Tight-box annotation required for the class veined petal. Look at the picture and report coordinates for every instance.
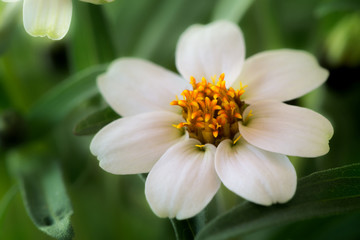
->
[98,58,190,117]
[90,111,186,174]
[215,139,296,205]
[23,0,72,40]
[234,49,329,103]
[145,139,220,220]
[176,20,245,87]
[239,101,334,157]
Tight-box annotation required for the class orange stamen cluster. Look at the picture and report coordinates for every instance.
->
[171,73,247,146]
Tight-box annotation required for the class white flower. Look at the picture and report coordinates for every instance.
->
[90,21,334,219]
[1,0,113,40]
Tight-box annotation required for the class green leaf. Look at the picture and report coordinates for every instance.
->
[27,64,108,136]
[130,0,217,67]
[70,2,116,71]
[103,0,162,57]
[171,212,206,240]
[170,218,197,240]
[0,4,20,56]
[211,0,255,23]
[73,107,119,136]
[315,0,360,17]
[7,145,74,240]
[0,185,18,226]
[195,163,360,240]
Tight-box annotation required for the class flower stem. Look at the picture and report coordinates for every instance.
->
[170,210,206,240]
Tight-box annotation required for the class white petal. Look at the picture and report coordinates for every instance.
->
[98,58,190,117]
[23,0,72,40]
[90,111,186,174]
[2,0,20,2]
[145,139,220,220]
[215,139,297,205]
[234,49,329,103]
[176,20,245,86]
[239,101,334,157]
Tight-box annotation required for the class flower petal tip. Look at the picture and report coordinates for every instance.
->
[145,139,220,220]
[215,139,297,206]
[23,0,72,40]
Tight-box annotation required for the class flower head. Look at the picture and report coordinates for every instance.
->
[90,21,333,219]
[1,0,113,40]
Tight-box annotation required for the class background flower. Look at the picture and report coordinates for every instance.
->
[1,0,113,40]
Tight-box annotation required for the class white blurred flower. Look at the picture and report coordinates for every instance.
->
[1,0,113,40]
[90,21,333,219]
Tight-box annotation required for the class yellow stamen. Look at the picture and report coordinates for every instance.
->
[178,100,187,107]
[213,131,218,138]
[233,134,242,145]
[219,73,225,81]
[190,76,196,88]
[247,109,253,118]
[234,112,242,119]
[204,113,211,122]
[240,81,248,90]
[170,73,248,146]
[211,75,217,84]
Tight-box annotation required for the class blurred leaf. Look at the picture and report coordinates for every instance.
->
[196,163,360,240]
[324,13,360,67]
[130,0,217,67]
[267,213,360,240]
[27,64,107,136]
[0,81,10,110]
[211,0,255,22]
[105,0,218,68]
[7,145,73,240]
[0,110,26,150]
[1,54,32,113]
[315,0,360,17]
[170,218,196,240]
[239,0,286,54]
[171,211,206,240]
[0,185,17,226]
[317,77,360,170]
[103,0,163,57]
[0,3,20,56]
[70,2,115,71]
[73,107,119,136]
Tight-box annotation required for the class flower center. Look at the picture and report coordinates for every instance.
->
[171,73,248,146]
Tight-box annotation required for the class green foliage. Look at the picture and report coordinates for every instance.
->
[70,2,115,71]
[324,13,360,67]
[0,185,17,226]
[0,4,20,56]
[315,0,360,17]
[195,163,360,240]
[73,107,119,136]
[170,211,206,240]
[27,64,107,137]
[211,0,255,22]
[7,145,74,240]
[170,218,197,240]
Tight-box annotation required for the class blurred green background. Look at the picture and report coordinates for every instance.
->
[1,0,360,239]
